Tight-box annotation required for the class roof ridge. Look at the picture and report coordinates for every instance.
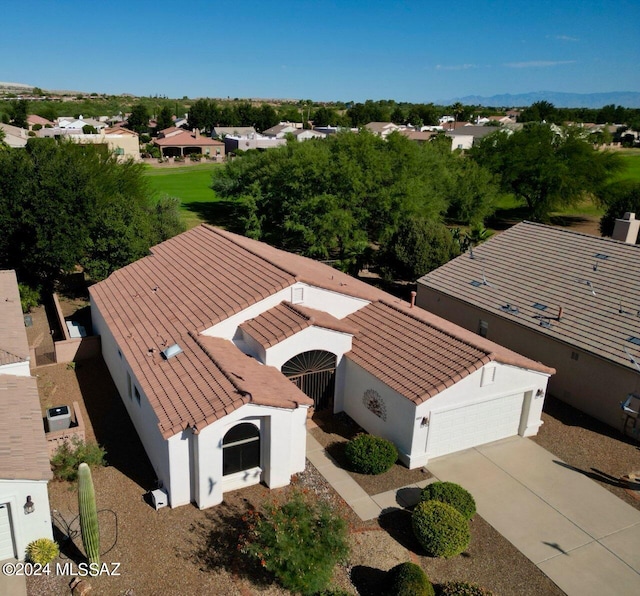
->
[520,220,640,249]
[202,225,301,279]
[188,330,251,399]
[0,347,27,363]
[281,301,314,323]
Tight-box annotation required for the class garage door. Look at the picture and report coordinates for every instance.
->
[426,393,525,458]
[0,503,16,560]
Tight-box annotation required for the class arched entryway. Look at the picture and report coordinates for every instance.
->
[282,350,336,410]
[222,423,260,476]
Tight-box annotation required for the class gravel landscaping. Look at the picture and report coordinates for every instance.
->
[25,357,638,595]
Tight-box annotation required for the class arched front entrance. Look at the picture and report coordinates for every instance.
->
[222,423,260,476]
[282,350,336,410]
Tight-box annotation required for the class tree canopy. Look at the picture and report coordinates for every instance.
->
[469,124,622,221]
[598,181,640,239]
[126,103,150,134]
[212,131,498,272]
[0,139,184,289]
[155,105,174,133]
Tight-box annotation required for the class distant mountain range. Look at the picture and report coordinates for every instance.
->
[438,91,640,109]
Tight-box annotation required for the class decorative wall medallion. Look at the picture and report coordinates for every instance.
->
[363,389,386,421]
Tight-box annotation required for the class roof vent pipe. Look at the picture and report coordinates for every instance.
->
[557,306,563,321]
[410,291,417,308]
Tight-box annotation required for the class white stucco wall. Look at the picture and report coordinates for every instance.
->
[343,358,550,468]
[0,360,31,377]
[204,282,369,341]
[91,301,172,499]
[190,402,308,509]
[0,480,52,560]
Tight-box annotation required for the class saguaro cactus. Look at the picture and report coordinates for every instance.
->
[78,462,100,565]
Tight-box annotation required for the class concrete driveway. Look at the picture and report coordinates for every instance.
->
[427,437,640,596]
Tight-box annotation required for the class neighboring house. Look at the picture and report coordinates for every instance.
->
[313,126,358,135]
[0,271,53,560]
[57,116,106,131]
[399,130,440,144]
[212,126,257,139]
[153,129,225,160]
[417,219,640,434]
[27,114,54,130]
[291,129,326,141]
[38,127,141,161]
[90,225,553,510]
[445,125,502,150]
[262,123,298,138]
[0,123,28,148]
[223,134,286,153]
[364,122,403,138]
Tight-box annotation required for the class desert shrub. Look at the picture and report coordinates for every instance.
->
[344,433,398,475]
[412,501,470,558]
[439,581,494,596]
[387,562,435,596]
[50,437,106,481]
[420,481,476,520]
[240,490,349,595]
[26,538,59,565]
[18,283,40,313]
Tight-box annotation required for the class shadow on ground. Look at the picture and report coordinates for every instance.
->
[183,200,246,232]
[350,565,389,596]
[74,357,156,490]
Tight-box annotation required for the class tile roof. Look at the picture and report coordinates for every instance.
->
[240,302,359,349]
[345,301,550,404]
[153,129,224,147]
[0,270,30,366]
[419,221,640,371]
[91,225,553,437]
[0,375,52,480]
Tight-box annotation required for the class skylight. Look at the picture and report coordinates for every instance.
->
[627,337,640,346]
[470,280,482,287]
[161,343,183,360]
[533,303,548,311]
[595,253,609,260]
[540,320,552,329]
[500,304,519,315]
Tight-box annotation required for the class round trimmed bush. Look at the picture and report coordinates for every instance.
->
[440,580,494,595]
[26,538,59,565]
[387,562,435,596]
[411,500,470,558]
[420,481,476,520]
[344,433,398,475]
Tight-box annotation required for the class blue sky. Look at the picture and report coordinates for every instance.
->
[2,0,638,102]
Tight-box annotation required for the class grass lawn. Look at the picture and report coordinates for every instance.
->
[615,149,640,183]
[144,163,238,229]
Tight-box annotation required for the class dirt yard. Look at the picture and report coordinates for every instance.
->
[27,358,638,595]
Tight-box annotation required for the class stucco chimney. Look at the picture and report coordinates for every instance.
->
[193,128,200,139]
[410,291,417,308]
[612,212,640,244]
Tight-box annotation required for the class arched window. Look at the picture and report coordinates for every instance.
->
[222,423,260,476]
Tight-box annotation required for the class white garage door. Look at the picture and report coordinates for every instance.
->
[427,393,525,458]
[0,503,16,560]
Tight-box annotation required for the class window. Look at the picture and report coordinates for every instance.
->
[115,147,124,156]
[223,423,260,475]
[118,349,122,359]
[478,320,488,338]
[571,351,579,361]
[127,372,132,399]
[134,385,141,405]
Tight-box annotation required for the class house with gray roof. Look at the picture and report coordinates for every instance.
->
[90,225,552,509]
[0,271,53,560]
[446,125,506,150]
[417,218,640,435]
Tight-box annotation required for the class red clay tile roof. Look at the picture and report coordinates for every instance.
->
[153,129,224,148]
[240,302,359,349]
[418,221,639,371]
[346,301,494,404]
[0,375,52,480]
[0,270,30,366]
[90,225,553,437]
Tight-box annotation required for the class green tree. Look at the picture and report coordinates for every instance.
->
[10,99,28,128]
[598,181,640,239]
[470,124,622,221]
[126,103,149,134]
[313,106,339,127]
[156,105,174,133]
[378,218,460,281]
[0,139,183,288]
[519,101,560,124]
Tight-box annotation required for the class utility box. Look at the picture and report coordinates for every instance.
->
[46,405,71,432]
[150,488,168,510]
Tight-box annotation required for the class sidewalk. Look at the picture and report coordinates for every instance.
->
[0,559,27,596]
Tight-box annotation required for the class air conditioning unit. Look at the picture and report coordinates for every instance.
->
[46,405,71,432]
